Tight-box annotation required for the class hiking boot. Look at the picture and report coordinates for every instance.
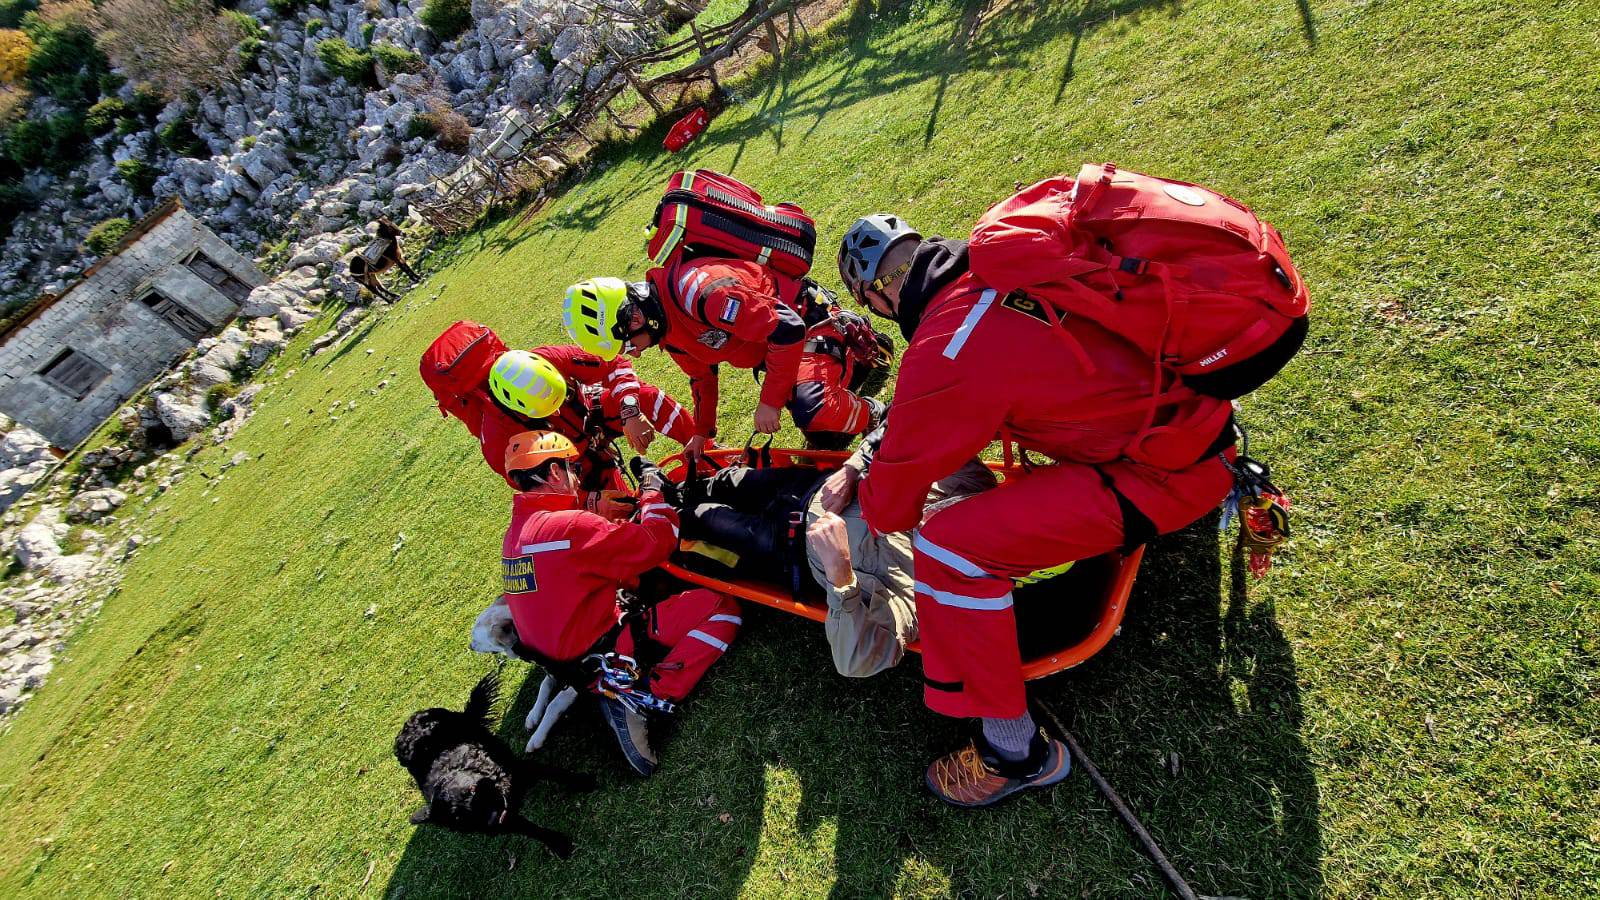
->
[924,730,1070,808]
[598,695,658,776]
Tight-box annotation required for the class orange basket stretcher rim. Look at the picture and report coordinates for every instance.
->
[655,447,1144,681]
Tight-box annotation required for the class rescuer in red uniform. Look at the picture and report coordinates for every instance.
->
[499,431,741,775]
[561,275,885,453]
[834,215,1237,807]
[422,320,695,514]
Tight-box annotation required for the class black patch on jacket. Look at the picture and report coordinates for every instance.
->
[998,291,1059,325]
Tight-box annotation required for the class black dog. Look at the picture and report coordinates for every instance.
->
[394,671,595,858]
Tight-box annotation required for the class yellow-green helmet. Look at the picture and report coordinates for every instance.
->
[563,277,630,360]
[488,351,567,419]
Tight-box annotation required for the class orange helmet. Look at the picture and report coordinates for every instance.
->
[504,431,578,481]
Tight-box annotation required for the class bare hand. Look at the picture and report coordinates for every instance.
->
[817,466,859,514]
[806,512,854,588]
[753,403,782,434]
[622,415,654,453]
[684,433,708,462]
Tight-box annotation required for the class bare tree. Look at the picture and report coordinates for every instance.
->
[92,0,247,99]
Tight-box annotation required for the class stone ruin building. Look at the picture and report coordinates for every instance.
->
[0,200,266,450]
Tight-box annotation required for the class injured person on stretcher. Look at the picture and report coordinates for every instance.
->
[670,433,996,677]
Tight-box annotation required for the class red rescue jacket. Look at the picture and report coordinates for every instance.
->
[645,258,807,437]
[500,489,680,661]
[859,240,1235,535]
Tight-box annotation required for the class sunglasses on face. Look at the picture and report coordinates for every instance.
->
[610,304,652,343]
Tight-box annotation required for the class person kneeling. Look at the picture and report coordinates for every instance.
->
[675,432,994,678]
[499,431,741,776]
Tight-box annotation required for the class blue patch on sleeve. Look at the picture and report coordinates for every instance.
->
[502,555,538,594]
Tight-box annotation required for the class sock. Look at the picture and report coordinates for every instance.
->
[980,711,1037,762]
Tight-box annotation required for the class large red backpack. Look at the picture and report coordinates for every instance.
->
[420,320,507,422]
[645,170,816,280]
[968,163,1310,399]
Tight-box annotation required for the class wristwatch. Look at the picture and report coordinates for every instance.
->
[618,395,640,420]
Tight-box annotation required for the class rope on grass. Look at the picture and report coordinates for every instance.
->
[1032,699,1202,900]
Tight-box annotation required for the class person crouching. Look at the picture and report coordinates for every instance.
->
[499,430,741,775]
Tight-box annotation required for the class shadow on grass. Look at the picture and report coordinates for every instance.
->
[382,516,1322,898]
[1055,0,1183,101]
[320,313,386,369]
[1296,0,1317,45]
[1040,515,1326,897]
[471,0,1184,251]
[380,2,1320,894]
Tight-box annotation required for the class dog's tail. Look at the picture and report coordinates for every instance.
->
[464,670,500,726]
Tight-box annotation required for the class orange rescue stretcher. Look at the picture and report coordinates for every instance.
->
[656,447,1144,680]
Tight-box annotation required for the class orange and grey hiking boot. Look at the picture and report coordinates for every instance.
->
[599,695,659,776]
[925,730,1071,808]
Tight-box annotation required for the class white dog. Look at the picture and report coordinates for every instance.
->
[470,597,579,752]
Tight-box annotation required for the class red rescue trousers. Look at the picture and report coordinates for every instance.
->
[788,354,876,438]
[912,452,1235,719]
[617,588,742,702]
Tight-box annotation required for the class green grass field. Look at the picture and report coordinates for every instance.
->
[2,0,1598,896]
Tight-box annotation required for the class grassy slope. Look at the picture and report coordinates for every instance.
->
[2,0,1598,896]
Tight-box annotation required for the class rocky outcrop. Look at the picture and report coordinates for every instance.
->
[0,0,687,723]
[2,501,128,716]
[0,419,58,515]
[65,489,128,524]
[0,0,669,307]
[154,391,212,444]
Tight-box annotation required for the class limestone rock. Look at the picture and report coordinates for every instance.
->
[0,427,51,468]
[0,462,51,510]
[14,514,62,571]
[154,392,211,443]
[65,489,127,523]
[246,318,286,368]
[278,305,317,333]
[43,553,98,585]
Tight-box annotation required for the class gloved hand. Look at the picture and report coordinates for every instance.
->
[587,490,638,521]
[630,455,666,496]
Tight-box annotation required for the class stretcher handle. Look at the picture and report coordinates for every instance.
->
[744,431,774,469]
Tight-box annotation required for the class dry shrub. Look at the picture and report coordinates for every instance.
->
[0,27,32,83]
[420,97,470,153]
[0,82,28,121]
[91,0,246,99]
[37,0,92,26]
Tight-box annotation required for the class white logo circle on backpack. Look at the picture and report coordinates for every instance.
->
[1163,184,1207,207]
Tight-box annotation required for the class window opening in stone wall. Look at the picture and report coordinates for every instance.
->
[185,251,251,303]
[38,347,110,400]
[140,290,211,340]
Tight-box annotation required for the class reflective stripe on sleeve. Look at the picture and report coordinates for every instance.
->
[913,581,1014,611]
[519,540,572,554]
[912,533,990,578]
[687,629,730,651]
[943,289,997,360]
